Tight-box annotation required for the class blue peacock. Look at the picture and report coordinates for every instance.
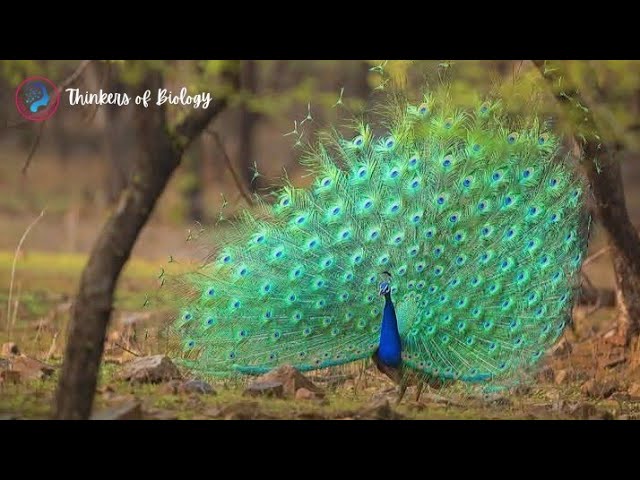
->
[167,86,590,390]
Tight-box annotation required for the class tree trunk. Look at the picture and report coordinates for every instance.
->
[238,60,261,192]
[533,60,640,345]
[54,68,231,419]
[102,65,137,204]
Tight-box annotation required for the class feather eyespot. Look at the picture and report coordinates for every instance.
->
[418,103,429,115]
[353,135,364,147]
[507,132,519,144]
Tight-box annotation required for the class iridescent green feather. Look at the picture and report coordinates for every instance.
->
[169,87,590,382]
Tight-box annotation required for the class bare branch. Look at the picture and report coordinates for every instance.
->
[6,60,93,131]
[8,60,94,174]
[21,121,46,174]
[206,128,254,206]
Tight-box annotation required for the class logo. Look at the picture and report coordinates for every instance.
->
[15,76,61,122]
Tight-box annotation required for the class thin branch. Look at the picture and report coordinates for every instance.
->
[84,61,111,124]
[582,246,613,268]
[7,210,45,335]
[206,128,254,206]
[5,60,93,131]
[21,121,46,174]
[11,60,94,174]
[114,342,142,358]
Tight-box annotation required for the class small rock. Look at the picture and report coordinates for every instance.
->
[254,365,323,398]
[243,381,284,398]
[626,382,640,400]
[536,366,555,383]
[9,355,55,381]
[1,343,19,356]
[581,378,618,399]
[295,387,322,401]
[356,399,404,420]
[91,401,143,420]
[118,355,182,384]
[181,379,215,395]
[0,370,21,384]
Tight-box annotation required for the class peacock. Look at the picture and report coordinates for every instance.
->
[166,84,591,395]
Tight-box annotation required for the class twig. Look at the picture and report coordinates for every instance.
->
[5,60,93,132]
[206,128,254,206]
[21,121,46,174]
[84,61,111,125]
[581,272,604,318]
[45,332,59,362]
[582,246,612,268]
[9,60,93,174]
[115,342,142,358]
[7,209,45,335]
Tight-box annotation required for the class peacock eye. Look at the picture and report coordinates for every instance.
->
[418,103,429,115]
[538,133,549,145]
[353,135,364,147]
[385,137,395,149]
[507,132,519,144]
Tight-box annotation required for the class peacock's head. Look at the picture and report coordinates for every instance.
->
[379,271,392,296]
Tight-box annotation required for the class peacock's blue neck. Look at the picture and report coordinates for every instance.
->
[377,293,402,367]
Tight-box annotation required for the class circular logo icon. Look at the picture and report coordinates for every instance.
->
[15,76,61,122]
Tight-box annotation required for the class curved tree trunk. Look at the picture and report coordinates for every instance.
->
[54,66,234,419]
[533,60,640,346]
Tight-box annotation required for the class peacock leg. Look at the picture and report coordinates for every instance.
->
[396,376,409,405]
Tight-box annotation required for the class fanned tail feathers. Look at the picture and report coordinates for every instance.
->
[166,85,590,383]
